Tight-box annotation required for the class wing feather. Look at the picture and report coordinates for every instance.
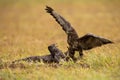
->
[78,33,113,50]
[45,6,78,37]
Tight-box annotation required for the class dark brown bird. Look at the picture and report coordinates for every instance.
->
[45,6,113,61]
[12,44,66,63]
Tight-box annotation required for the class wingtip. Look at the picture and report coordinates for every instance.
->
[45,5,54,13]
[45,5,50,9]
[110,41,114,44]
[104,40,114,44]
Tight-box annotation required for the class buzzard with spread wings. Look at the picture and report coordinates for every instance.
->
[45,6,113,61]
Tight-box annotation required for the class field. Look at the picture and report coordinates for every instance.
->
[0,0,120,80]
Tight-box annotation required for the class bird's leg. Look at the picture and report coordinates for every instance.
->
[79,49,83,57]
[68,47,77,62]
[77,46,83,57]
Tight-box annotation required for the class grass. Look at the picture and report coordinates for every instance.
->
[0,0,120,80]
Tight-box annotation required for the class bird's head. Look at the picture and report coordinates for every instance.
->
[48,44,57,52]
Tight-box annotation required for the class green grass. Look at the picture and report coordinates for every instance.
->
[0,0,120,80]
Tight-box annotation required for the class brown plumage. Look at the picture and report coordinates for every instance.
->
[12,44,66,63]
[45,6,113,61]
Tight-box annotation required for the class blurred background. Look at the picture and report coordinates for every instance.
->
[0,0,120,80]
[0,0,120,59]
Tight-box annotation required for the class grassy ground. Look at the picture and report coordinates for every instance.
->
[0,0,120,80]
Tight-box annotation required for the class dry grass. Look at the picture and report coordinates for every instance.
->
[0,0,120,80]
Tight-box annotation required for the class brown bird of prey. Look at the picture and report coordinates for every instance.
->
[12,44,66,63]
[45,6,113,61]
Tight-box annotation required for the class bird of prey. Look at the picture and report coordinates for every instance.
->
[45,6,113,61]
[12,44,66,63]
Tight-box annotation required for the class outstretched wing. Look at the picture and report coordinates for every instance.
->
[45,6,78,38]
[78,33,113,50]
